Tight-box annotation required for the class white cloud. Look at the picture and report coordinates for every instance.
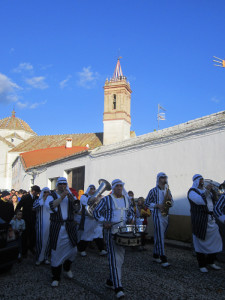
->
[16,100,47,109]
[25,76,48,89]
[77,66,99,89]
[59,75,72,89]
[0,73,20,104]
[17,101,28,108]
[13,62,33,73]
[30,100,47,109]
[211,96,220,104]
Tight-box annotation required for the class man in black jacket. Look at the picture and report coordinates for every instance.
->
[16,185,41,256]
[0,191,14,223]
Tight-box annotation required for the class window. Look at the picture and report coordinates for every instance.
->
[113,94,116,109]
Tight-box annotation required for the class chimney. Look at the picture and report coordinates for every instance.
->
[66,138,72,148]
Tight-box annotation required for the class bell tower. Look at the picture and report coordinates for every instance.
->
[103,58,132,145]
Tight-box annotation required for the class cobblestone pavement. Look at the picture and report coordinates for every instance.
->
[0,243,225,300]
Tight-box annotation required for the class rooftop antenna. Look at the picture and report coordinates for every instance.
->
[213,56,225,68]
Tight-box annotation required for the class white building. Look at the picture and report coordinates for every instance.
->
[0,110,36,190]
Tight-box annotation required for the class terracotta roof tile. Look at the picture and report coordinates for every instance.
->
[10,132,103,153]
[20,146,88,170]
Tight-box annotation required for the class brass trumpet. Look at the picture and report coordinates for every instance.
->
[161,184,172,217]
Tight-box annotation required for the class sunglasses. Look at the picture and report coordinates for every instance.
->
[58,183,67,185]
[44,191,50,194]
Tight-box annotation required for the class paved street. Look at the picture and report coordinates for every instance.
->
[0,243,225,300]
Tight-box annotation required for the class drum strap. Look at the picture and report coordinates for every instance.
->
[112,195,129,222]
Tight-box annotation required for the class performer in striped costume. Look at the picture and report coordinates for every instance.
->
[145,172,173,268]
[187,174,222,273]
[94,179,134,299]
[33,187,51,266]
[45,177,78,287]
[214,181,225,224]
[77,184,107,257]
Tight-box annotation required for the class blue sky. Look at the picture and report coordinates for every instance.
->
[0,0,224,136]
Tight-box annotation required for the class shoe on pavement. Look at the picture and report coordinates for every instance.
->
[116,291,125,299]
[65,270,74,279]
[80,251,87,257]
[35,260,41,266]
[44,259,50,265]
[209,264,222,270]
[161,262,171,268]
[200,267,208,273]
[51,280,59,287]
[153,257,162,263]
[105,279,115,290]
[99,250,107,256]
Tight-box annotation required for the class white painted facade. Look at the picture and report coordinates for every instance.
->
[0,127,35,190]
[12,111,225,219]
[103,119,131,145]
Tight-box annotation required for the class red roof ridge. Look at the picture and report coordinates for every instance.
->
[20,145,88,156]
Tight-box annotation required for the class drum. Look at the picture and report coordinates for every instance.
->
[114,233,141,247]
[118,225,135,234]
[135,225,146,233]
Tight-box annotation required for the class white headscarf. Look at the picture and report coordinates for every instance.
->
[111,179,129,198]
[38,187,50,200]
[192,174,204,190]
[56,177,73,195]
[156,172,168,186]
[85,184,96,195]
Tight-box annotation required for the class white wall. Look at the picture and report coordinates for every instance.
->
[88,129,225,216]
[103,119,131,145]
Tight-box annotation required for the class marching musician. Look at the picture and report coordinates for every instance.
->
[94,179,134,299]
[214,180,225,224]
[45,177,78,287]
[33,187,51,266]
[145,172,173,268]
[187,174,222,273]
[77,184,107,257]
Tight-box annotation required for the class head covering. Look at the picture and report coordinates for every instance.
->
[38,187,50,200]
[111,179,130,200]
[85,184,96,195]
[112,179,124,193]
[2,191,10,198]
[192,174,204,189]
[56,177,73,196]
[156,172,168,186]
[57,177,68,185]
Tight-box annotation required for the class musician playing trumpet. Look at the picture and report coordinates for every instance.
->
[145,172,173,268]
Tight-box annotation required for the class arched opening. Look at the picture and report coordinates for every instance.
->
[113,94,116,109]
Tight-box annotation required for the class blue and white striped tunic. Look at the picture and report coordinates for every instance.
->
[214,194,225,223]
[145,186,173,256]
[94,194,134,226]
